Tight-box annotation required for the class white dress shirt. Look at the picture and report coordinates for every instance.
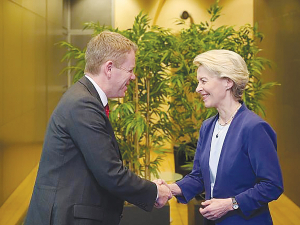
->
[209,121,230,198]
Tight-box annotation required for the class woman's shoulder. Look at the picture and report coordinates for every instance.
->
[240,105,265,122]
[202,114,218,126]
[238,105,275,133]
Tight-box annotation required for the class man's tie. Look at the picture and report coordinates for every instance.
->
[104,104,110,117]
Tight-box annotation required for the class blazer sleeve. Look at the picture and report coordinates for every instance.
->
[235,121,283,217]
[68,95,157,212]
[175,124,206,203]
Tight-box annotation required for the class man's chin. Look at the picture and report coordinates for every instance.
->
[115,92,126,98]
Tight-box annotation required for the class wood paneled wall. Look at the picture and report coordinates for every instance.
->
[0,0,67,206]
[254,0,300,207]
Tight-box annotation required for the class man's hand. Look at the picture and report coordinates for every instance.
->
[199,198,233,220]
[153,179,172,208]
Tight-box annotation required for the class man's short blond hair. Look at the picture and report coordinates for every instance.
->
[85,31,138,75]
[193,49,249,101]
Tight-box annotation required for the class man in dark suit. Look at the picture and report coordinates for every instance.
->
[25,31,171,225]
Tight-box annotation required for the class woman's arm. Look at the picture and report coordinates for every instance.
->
[235,121,284,217]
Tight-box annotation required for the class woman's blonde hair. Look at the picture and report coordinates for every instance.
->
[85,31,138,75]
[193,49,249,101]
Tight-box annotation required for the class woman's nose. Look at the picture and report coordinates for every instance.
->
[196,83,203,93]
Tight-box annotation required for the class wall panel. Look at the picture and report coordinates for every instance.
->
[254,0,300,207]
[46,21,67,119]
[22,0,46,18]
[71,0,113,29]
[0,0,66,206]
[0,0,4,127]
[3,1,23,124]
[0,0,3,207]
[22,10,36,114]
[34,15,47,140]
[47,0,63,26]
[9,0,22,5]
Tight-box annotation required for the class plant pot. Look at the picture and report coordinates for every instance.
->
[174,145,194,177]
[187,197,205,225]
[120,202,170,225]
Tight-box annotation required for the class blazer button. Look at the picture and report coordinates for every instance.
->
[120,214,123,218]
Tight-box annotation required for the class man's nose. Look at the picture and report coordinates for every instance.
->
[131,74,136,80]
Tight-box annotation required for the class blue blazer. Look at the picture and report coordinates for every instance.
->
[176,103,283,224]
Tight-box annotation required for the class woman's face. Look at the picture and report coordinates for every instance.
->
[195,66,230,108]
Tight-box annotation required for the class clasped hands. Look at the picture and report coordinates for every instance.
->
[152,179,174,208]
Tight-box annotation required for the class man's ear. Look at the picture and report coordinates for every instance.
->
[104,61,113,78]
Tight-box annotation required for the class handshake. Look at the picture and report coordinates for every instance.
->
[152,179,181,208]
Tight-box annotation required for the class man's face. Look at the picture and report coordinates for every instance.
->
[107,50,136,98]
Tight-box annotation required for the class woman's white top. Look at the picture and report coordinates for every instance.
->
[209,121,230,198]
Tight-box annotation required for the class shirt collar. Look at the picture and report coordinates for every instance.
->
[85,75,108,106]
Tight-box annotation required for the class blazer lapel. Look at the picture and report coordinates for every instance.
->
[212,104,246,196]
[201,116,218,199]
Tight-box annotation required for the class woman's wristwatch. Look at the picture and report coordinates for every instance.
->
[231,197,239,210]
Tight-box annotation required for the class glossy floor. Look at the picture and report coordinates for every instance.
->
[158,153,300,225]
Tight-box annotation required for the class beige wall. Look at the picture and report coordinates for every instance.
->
[115,0,253,31]
[0,0,67,206]
[254,0,300,207]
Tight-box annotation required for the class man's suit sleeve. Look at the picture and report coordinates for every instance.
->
[68,95,157,212]
[235,121,283,217]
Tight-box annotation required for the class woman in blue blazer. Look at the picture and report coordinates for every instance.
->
[168,50,283,224]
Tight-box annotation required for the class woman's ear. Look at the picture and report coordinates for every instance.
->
[226,78,234,90]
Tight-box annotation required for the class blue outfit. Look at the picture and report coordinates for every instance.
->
[176,103,283,224]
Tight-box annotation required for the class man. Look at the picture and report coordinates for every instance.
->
[25,31,171,225]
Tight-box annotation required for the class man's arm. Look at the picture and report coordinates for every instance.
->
[69,96,157,211]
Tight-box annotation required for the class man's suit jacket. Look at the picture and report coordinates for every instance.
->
[25,77,157,225]
[176,103,283,225]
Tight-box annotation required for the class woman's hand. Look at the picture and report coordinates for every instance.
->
[199,198,233,220]
[168,183,182,196]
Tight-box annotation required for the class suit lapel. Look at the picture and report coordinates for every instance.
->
[78,76,103,106]
[78,76,123,160]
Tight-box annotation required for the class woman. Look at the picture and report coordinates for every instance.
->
[168,49,283,224]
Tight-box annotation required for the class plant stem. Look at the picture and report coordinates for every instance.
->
[145,77,150,180]
[134,78,139,176]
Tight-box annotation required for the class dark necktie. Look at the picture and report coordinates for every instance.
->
[104,104,110,117]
